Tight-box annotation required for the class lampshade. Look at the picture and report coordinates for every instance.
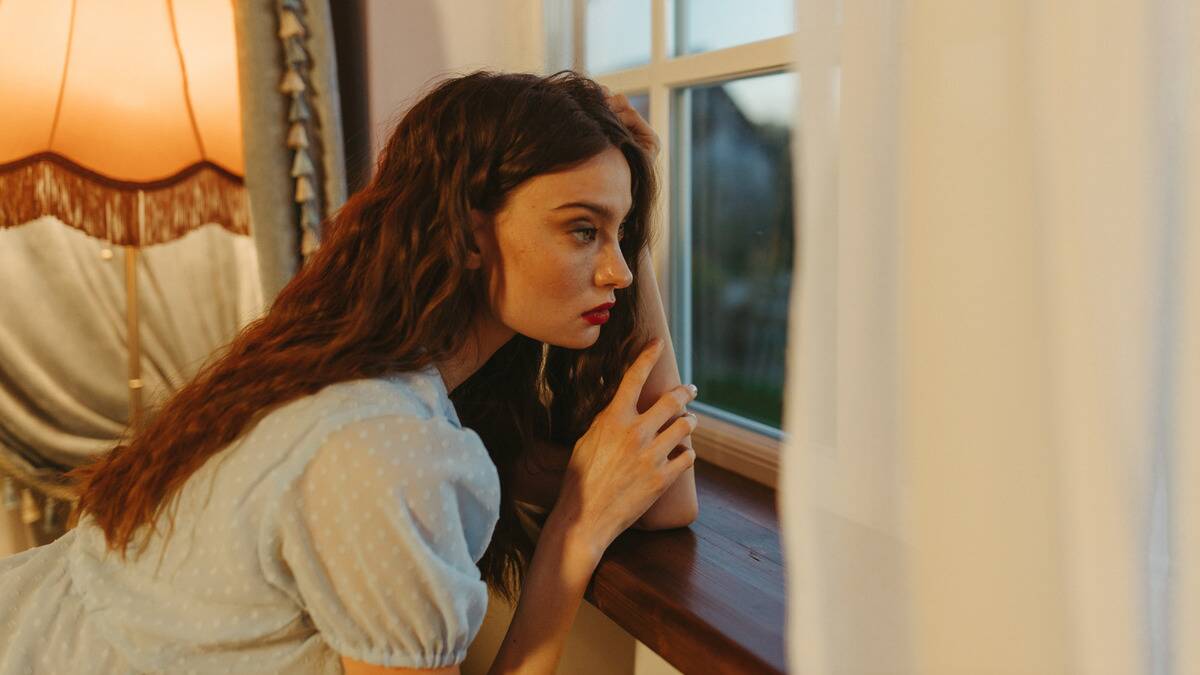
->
[0,0,249,245]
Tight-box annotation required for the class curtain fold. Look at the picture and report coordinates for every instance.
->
[0,217,263,550]
[782,0,1197,673]
[234,0,347,303]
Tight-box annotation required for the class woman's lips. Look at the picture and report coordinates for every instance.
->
[582,302,614,325]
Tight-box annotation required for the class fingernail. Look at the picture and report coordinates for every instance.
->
[686,384,698,398]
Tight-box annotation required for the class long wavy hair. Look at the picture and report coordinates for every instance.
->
[68,70,657,603]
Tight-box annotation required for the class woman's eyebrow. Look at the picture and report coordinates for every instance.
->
[552,201,630,222]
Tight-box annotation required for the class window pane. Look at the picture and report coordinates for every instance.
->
[627,92,649,121]
[585,0,650,74]
[676,0,794,55]
[677,72,795,428]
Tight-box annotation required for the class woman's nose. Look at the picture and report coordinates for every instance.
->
[595,242,634,289]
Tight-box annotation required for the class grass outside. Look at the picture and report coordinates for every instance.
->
[695,374,783,429]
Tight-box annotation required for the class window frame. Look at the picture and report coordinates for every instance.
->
[548,0,794,487]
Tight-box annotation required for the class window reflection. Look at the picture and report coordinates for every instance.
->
[585,0,650,73]
[676,0,794,55]
[677,72,795,428]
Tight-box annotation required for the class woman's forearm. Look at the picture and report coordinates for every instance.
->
[632,250,698,529]
[485,510,601,675]
[508,253,697,529]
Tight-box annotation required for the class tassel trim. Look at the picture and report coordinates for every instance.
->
[0,153,249,246]
[276,0,325,264]
[287,122,309,149]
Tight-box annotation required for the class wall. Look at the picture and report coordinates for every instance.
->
[362,2,681,673]
[364,0,544,160]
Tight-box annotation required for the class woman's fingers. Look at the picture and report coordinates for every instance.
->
[664,444,697,479]
[603,89,661,158]
[641,384,697,433]
[608,92,631,110]
[612,339,665,411]
[649,413,698,462]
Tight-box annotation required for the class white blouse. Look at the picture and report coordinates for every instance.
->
[0,365,501,674]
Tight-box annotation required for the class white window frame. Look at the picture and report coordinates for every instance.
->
[546,0,793,487]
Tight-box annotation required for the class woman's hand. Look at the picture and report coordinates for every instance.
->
[550,338,698,553]
[602,86,660,160]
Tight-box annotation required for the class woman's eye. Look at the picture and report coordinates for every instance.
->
[617,223,626,241]
[572,227,599,243]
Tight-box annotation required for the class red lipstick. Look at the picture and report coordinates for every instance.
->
[582,302,615,325]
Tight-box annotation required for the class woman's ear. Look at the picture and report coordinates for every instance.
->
[466,209,492,270]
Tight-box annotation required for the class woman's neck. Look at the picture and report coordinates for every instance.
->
[434,314,515,394]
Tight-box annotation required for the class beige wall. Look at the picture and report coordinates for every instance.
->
[362,3,680,672]
[364,0,544,163]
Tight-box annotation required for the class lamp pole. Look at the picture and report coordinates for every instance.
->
[124,190,144,431]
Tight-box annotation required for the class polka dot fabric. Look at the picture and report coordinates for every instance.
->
[0,365,501,674]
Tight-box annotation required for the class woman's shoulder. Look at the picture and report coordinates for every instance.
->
[249,364,499,557]
[260,363,453,431]
[270,369,501,560]
[267,364,496,499]
[230,365,478,506]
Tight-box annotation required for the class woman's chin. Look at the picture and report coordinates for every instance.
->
[538,325,601,350]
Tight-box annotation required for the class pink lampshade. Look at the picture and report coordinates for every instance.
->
[0,0,249,245]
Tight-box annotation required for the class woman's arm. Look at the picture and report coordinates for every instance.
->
[629,249,698,529]
[602,90,698,528]
[340,514,592,675]
[483,509,602,674]
[341,659,458,675]
[511,252,698,530]
[489,340,694,674]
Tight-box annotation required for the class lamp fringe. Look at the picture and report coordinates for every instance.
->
[0,155,249,246]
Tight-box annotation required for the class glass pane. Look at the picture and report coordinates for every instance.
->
[627,92,649,122]
[676,0,794,55]
[585,0,650,73]
[677,72,796,428]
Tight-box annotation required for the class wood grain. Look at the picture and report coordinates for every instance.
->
[584,460,786,674]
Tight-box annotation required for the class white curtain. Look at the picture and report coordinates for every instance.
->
[782,0,1198,673]
[0,217,262,553]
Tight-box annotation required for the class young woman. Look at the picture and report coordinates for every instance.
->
[0,71,698,674]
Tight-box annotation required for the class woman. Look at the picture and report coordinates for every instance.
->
[0,70,698,674]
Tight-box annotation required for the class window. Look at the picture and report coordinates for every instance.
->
[547,0,794,485]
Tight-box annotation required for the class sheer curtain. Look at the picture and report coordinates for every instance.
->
[781,0,1197,673]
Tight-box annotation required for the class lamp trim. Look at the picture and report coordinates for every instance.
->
[0,152,249,245]
[0,151,243,190]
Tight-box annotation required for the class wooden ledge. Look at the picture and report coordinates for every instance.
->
[584,459,786,674]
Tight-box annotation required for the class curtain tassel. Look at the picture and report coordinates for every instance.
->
[20,488,41,526]
[42,498,58,534]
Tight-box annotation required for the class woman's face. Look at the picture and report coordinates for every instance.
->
[473,146,635,350]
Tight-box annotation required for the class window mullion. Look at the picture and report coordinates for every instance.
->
[571,0,586,69]
[595,67,651,93]
[650,0,688,384]
[669,87,692,387]
[651,0,668,62]
[659,34,794,87]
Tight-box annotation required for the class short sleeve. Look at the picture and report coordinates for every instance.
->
[276,412,501,669]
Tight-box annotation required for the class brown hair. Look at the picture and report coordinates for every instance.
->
[68,70,656,604]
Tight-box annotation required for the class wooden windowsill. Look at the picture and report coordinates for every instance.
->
[583,459,786,674]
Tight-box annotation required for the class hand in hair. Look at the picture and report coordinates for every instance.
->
[602,85,660,159]
[551,338,699,555]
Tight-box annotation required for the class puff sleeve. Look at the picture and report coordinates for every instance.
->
[275,413,501,668]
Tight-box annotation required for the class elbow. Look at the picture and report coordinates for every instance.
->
[633,500,699,531]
